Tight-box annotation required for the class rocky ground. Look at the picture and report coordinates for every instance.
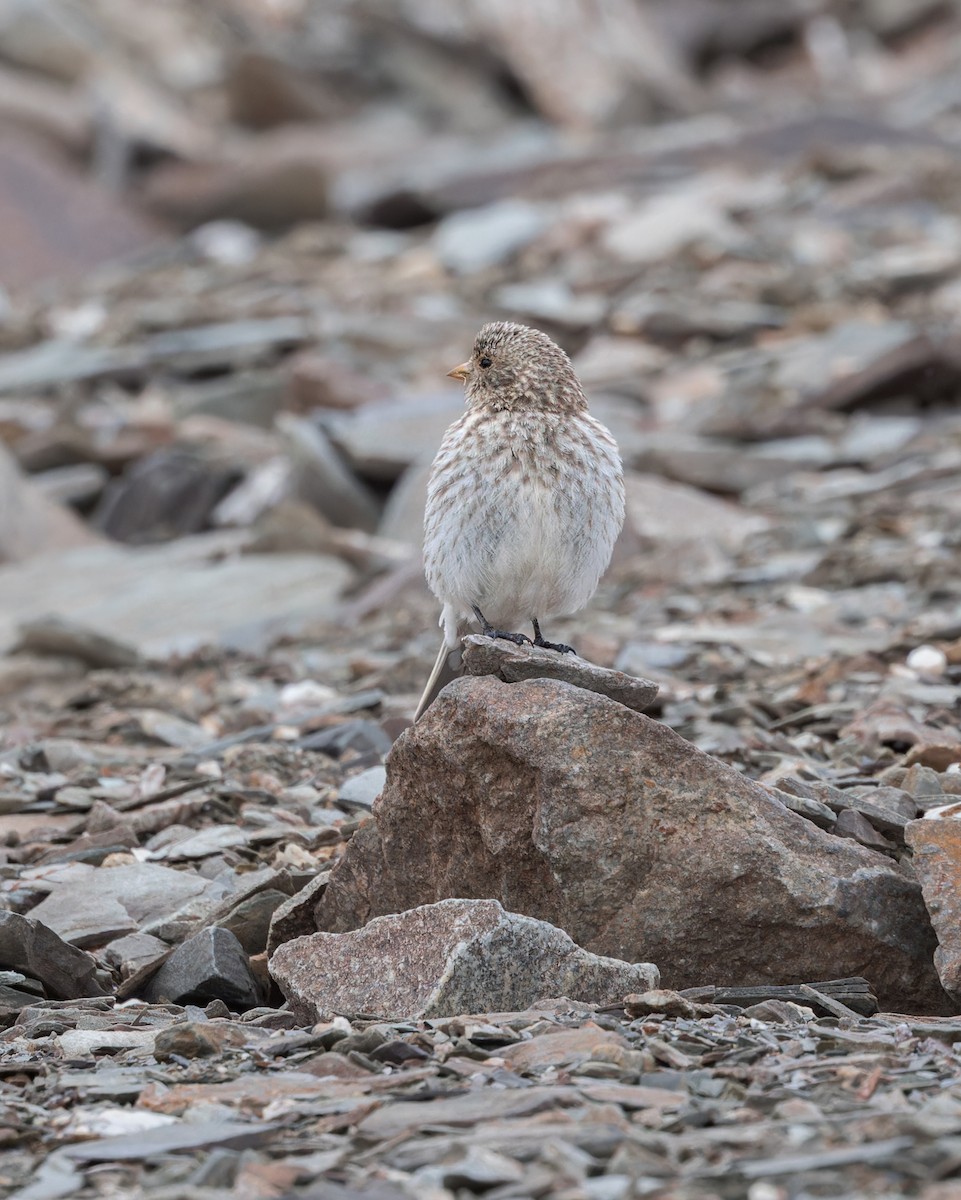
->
[3,0,961,1196]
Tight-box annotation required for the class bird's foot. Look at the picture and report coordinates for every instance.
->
[472,605,532,647]
[491,629,533,646]
[534,636,575,654]
[531,618,575,655]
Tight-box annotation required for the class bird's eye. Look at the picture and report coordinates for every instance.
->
[479,356,492,369]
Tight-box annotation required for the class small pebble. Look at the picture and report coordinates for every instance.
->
[906,645,948,676]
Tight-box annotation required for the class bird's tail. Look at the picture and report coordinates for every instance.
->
[414,637,464,721]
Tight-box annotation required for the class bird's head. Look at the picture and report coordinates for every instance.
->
[447,322,586,414]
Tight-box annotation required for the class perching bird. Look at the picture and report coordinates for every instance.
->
[415,321,625,719]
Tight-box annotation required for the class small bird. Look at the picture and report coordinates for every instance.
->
[415,321,625,719]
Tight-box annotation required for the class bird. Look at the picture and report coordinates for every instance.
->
[415,321,625,720]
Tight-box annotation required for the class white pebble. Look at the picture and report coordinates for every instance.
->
[906,644,948,676]
[279,680,338,710]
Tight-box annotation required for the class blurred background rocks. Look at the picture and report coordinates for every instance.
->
[3,3,961,1195]
[3,0,961,868]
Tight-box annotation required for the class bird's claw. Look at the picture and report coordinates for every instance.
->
[487,629,533,646]
[534,637,575,655]
[530,618,574,655]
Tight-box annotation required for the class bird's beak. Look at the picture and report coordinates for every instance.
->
[447,361,471,382]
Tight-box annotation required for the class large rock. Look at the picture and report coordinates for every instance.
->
[0,911,107,999]
[143,928,262,1011]
[315,677,950,1013]
[270,898,659,1022]
[905,817,961,1003]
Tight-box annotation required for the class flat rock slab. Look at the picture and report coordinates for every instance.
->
[905,817,961,1002]
[27,863,215,949]
[269,898,659,1021]
[499,1022,634,1071]
[327,390,463,482]
[355,1084,584,1139]
[461,635,658,713]
[316,677,949,1013]
[62,1119,284,1162]
[0,532,352,657]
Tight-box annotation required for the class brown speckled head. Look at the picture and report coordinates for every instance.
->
[448,322,587,415]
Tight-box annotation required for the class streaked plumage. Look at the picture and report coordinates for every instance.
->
[416,322,625,719]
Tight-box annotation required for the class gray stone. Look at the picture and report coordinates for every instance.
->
[28,863,214,948]
[612,292,785,340]
[100,932,170,981]
[62,1119,284,1162]
[0,532,352,656]
[215,889,289,956]
[837,415,922,463]
[624,472,768,552]
[0,319,309,393]
[767,786,837,830]
[171,371,283,427]
[270,898,659,1021]
[602,176,740,264]
[14,616,141,669]
[354,1083,582,1139]
[57,1028,158,1057]
[266,871,330,957]
[0,911,107,1000]
[0,0,99,82]
[0,973,46,1009]
[904,818,961,1003]
[31,462,108,507]
[631,431,831,495]
[834,808,896,852]
[143,927,262,1010]
[277,413,380,531]
[338,766,386,811]
[849,786,918,821]
[377,461,430,547]
[148,825,248,860]
[902,765,945,800]
[327,391,463,482]
[772,320,917,403]
[461,636,658,714]
[92,449,237,543]
[141,882,237,944]
[433,199,549,273]
[494,279,607,330]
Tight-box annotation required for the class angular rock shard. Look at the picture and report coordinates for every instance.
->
[461,635,658,713]
[0,911,107,1000]
[269,897,659,1022]
[315,677,949,1014]
[142,927,261,1011]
